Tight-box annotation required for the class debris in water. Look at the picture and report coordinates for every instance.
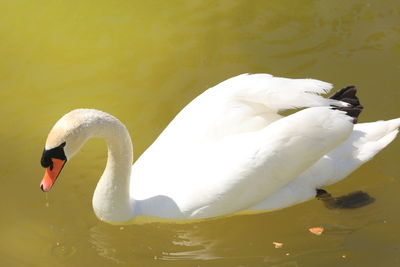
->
[309,227,324,235]
[342,254,347,258]
[272,242,283,248]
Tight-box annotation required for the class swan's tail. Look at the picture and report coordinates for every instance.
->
[354,118,400,162]
[322,117,400,185]
[330,86,364,123]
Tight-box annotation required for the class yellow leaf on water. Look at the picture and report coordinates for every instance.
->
[309,227,324,235]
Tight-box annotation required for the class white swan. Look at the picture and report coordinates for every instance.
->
[40,74,400,224]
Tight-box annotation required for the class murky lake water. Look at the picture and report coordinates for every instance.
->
[0,0,399,266]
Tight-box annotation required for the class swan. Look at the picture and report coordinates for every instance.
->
[39,74,400,224]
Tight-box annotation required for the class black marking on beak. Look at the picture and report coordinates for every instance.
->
[41,142,67,168]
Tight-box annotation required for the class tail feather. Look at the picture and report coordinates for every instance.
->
[357,121,400,162]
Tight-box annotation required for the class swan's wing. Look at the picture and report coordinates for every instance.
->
[153,74,348,146]
[250,118,400,211]
[132,107,354,219]
[209,73,346,111]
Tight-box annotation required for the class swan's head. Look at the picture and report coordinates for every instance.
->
[40,109,97,191]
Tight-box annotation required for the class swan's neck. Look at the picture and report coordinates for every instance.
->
[89,115,135,224]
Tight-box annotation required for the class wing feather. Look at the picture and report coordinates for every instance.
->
[179,107,354,218]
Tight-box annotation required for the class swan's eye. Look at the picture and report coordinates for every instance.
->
[41,155,53,169]
[41,142,67,168]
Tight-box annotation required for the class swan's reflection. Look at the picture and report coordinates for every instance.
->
[160,228,222,261]
[87,197,386,265]
[88,220,223,263]
[89,225,126,264]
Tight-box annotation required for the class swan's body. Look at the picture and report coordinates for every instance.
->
[40,74,400,224]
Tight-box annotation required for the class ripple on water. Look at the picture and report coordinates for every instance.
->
[51,242,77,261]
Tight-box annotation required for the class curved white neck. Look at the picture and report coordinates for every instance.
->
[85,113,135,223]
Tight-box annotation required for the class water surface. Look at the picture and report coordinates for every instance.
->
[0,0,399,266]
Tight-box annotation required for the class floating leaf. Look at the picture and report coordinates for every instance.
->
[309,227,324,235]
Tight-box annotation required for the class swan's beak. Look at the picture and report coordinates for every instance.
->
[40,158,66,192]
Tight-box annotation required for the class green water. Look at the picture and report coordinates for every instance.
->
[0,0,399,266]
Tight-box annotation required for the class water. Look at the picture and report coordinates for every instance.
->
[0,0,399,266]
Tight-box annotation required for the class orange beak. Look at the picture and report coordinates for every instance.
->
[40,158,66,192]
